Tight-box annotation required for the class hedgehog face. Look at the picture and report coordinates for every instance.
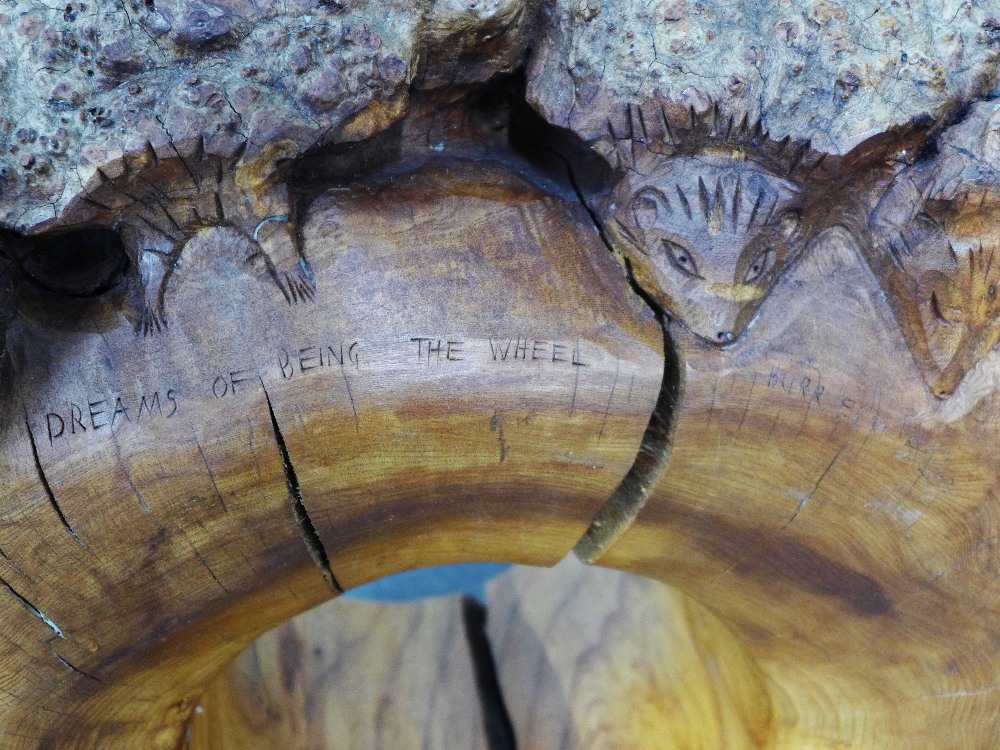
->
[871,177,1000,397]
[918,199,1000,395]
[601,157,803,346]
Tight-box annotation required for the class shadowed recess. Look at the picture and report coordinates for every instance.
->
[4,227,130,298]
[462,595,519,750]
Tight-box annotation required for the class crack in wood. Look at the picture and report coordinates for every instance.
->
[194,440,230,515]
[0,574,64,639]
[259,377,341,593]
[462,596,518,750]
[186,539,230,595]
[23,413,89,550]
[574,324,682,562]
[556,153,685,562]
[0,544,26,577]
[108,431,154,515]
[52,652,101,682]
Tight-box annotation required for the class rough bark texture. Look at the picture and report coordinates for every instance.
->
[527,0,1000,151]
[1,1,1000,748]
[0,0,531,231]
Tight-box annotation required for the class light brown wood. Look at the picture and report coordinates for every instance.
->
[2,2,1000,747]
[0,151,660,747]
[600,227,1000,748]
[192,557,769,750]
[188,596,490,750]
[488,556,772,750]
[290,158,662,588]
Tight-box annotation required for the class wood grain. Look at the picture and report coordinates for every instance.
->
[488,556,772,750]
[0,154,661,748]
[190,557,767,750]
[3,0,1000,746]
[599,227,1000,749]
[188,596,490,750]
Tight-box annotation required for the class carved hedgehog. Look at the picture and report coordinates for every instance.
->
[867,100,1000,398]
[564,96,933,353]
[589,102,837,346]
[0,0,532,333]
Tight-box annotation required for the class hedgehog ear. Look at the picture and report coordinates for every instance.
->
[630,188,667,232]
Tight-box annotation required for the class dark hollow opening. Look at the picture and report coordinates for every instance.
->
[9,226,130,299]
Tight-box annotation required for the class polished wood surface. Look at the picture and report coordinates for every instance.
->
[0,156,660,748]
[1,4,1000,745]
[192,557,766,750]
[189,595,490,750]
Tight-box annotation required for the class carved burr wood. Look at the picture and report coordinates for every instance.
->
[0,0,999,748]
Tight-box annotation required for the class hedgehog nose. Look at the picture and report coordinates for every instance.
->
[716,330,735,344]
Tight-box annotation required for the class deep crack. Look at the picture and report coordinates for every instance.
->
[462,596,518,750]
[259,377,341,592]
[23,414,89,550]
[53,652,100,682]
[574,319,682,563]
[0,575,64,639]
[550,148,685,563]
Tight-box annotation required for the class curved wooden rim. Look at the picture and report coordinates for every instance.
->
[1,154,666,748]
[2,131,999,750]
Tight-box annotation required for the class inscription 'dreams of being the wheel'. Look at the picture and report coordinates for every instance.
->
[411,337,589,367]
[43,389,179,445]
[34,335,593,447]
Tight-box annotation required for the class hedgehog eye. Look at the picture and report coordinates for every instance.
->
[744,246,775,284]
[663,240,701,278]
